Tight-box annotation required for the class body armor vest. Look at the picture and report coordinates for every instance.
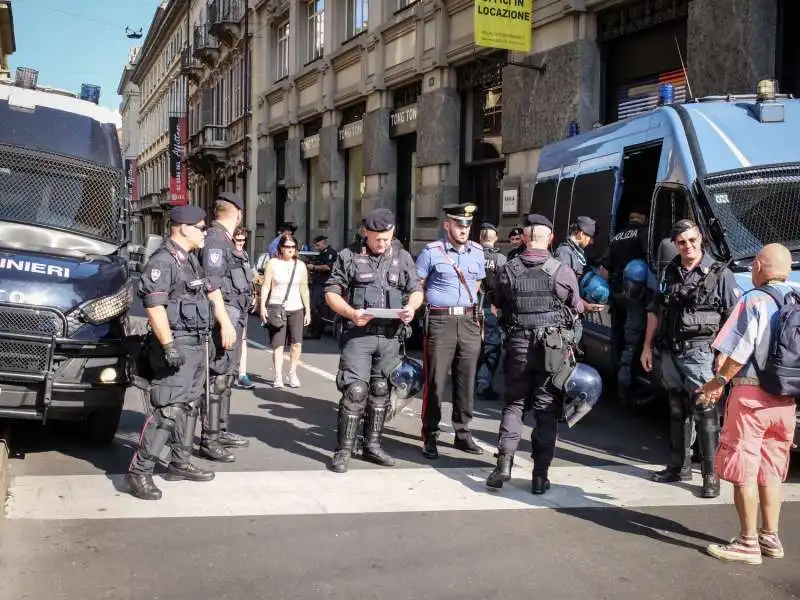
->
[480,247,500,307]
[662,261,725,344]
[158,243,212,334]
[207,224,254,311]
[505,257,566,330]
[347,248,404,310]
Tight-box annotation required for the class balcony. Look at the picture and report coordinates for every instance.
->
[187,125,228,172]
[180,48,204,84]
[193,24,220,66]
[208,0,245,46]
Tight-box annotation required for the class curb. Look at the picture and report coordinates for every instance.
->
[0,425,9,517]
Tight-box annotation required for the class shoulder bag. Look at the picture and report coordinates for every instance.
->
[266,259,298,329]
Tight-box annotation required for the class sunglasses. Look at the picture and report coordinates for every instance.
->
[189,223,207,232]
[234,238,246,243]
[283,245,297,249]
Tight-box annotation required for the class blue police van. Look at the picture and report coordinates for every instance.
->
[0,72,133,441]
[529,80,800,438]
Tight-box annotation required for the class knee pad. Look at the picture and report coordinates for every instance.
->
[668,393,687,420]
[344,381,369,404]
[157,404,187,431]
[369,377,390,398]
[211,375,228,396]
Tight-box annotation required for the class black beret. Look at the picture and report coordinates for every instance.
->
[170,205,206,225]
[217,191,243,210]
[312,235,328,243]
[574,216,596,237]
[509,227,524,237]
[525,213,554,229]
[480,222,497,232]
[364,208,395,232]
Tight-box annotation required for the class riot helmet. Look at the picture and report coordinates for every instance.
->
[623,258,650,300]
[561,363,603,428]
[387,355,424,421]
[580,270,610,304]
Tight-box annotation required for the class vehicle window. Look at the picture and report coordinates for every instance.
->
[530,179,557,222]
[650,187,689,275]
[552,176,574,246]
[570,169,617,264]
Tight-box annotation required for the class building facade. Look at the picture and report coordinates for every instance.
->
[250,0,798,255]
[118,47,142,244]
[0,0,16,80]
[131,1,191,239]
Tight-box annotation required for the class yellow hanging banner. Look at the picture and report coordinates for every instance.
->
[474,0,533,53]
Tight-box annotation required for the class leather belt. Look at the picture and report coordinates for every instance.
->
[731,376,761,387]
[428,305,477,316]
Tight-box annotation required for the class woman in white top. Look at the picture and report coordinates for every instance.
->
[259,235,310,388]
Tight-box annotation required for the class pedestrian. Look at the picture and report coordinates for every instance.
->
[475,222,506,401]
[554,216,605,342]
[267,222,297,257]
[640,219,740,498]
[485,213,586,494]
[415,202,485,459]
[324,208,423,473]
[699,243,797,565]
[233,226,256,390]
[305,234,338,339]
[507,227,524,260]
[197,192,252,464]
[259,234,311,388]
[126,205,236,500]
[599,207,649,402]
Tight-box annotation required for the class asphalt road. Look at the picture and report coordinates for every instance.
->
[1,313,799,600]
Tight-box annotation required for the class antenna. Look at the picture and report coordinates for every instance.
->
[674,36,694,101]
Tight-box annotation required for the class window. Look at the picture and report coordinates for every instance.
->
[397,0,416,9]
[307,0,324,62]
[276,19,290,80]
[346,0,368,39]
[570,170,618,264]
[650,187,689,275]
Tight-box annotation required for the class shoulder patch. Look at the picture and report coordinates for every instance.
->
[149,268,161,282]
[209,249,223,265]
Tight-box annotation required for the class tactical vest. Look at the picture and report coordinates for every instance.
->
[208,225,254,311]
[347,249,404,310]
[158,243,212,334]
[480,247,500,306]
[504,257,567,330]
[662,261,725,344]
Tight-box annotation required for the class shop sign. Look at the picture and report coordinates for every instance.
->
[338,119,363,149]
[474,0,533,53]
[390,104,417,137]
[502,187,519,214]
[301,133,320,159]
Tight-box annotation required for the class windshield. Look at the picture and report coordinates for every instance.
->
[700,163,800,260]
[0,145,124,243]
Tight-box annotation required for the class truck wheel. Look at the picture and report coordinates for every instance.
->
[85,405,123,444]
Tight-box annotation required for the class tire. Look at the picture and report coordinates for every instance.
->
[85,403,123,444]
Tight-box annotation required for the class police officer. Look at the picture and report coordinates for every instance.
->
[126,205,236,500]
[554,216,604,343]
[486,213,585,494]
[507,227,525,260]
[416,203,485,459]
[600,206,649,402]
[306,235,338,339]
[475,222,506,401]
[198,191,252,463]
[324,208,424,473]
[640,219,739,498]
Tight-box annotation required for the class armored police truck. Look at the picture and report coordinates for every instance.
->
[0,72,132,441]
[529,79,800,442]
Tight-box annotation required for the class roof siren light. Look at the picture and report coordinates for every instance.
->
[754,79,783,123]
[658,83,675,106]
[756,79,778,102]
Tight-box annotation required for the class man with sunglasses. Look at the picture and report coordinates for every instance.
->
[197,191,253,463]
[640,219,740,498]
[126,205,236,501]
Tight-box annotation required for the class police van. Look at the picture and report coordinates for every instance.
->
[529,80,800,437]
[0,69,133,441]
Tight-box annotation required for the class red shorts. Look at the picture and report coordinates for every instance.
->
[715,385,797,486]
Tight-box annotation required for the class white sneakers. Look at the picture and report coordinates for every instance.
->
[273,371,300,388]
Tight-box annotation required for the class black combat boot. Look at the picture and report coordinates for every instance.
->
[362,404,395,467]
[486,454,514,489]
[422,432,439,460]
[454,433,484,455]
[219,381,249,448]
[701,473,721,498]
[125,473,163,501]
[331,407,361,474]
[201,381,236,463]
[163,462,215,482]
[696,402,721,499]
[200,438,236,462]
[531,473,551,495]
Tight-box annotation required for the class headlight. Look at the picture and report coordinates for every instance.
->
[73,283,134,326]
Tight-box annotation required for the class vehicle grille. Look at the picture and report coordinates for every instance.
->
[0,339,51,373]
[0,305,62,375]
[0,305,65,336]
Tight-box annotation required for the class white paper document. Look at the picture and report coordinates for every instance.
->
[363,308,403,320]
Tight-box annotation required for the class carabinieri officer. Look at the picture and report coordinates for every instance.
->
[416,203,485,459]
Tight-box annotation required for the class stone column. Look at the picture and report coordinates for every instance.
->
[255,137,276,252]
[283,130,307,236]
[414,68,461,245]
[362,92,396,216]
[687,0,778,98]
[319,111,346,249]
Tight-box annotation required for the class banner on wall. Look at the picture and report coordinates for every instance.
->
[474,0,533,53]
[124,158,138,203]
[168,116,188,206]
[617,69,688,121]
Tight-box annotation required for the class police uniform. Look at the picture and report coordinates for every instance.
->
[475,222,507,401]
[307,235,338,339]
[507,227,524,261]
[416,203,485,459]
[486,213,584,494]
[554,216,596,344]
[647,242,739,498]
[197,192,252,463]
[126,205,215,501]
[325,208,422,473]
[602,211,648,400]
